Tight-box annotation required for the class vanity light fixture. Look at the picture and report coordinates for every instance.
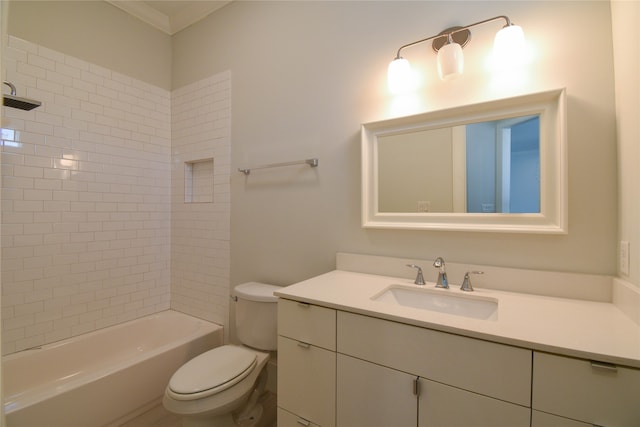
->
[388,15,525,93]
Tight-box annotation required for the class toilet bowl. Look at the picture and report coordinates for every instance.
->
[162,282,279,427]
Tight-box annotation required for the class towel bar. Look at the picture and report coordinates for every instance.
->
[238,158,318,175]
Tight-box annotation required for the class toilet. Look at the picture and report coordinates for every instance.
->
[163,282,279,427]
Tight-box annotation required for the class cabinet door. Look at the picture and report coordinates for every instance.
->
[418,379,531,427]
[532,411,592,427]
[337,353,417,427]
[533,352,640,426]
[278,336,336,427]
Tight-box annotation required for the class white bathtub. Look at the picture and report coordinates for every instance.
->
[3,310,223,427]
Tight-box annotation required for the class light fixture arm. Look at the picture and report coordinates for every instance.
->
[394,15,514,59]
[394,33,444,60]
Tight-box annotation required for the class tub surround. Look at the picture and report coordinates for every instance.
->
[1,36,171,355]
[1,36,231,356]
[275,253,640,368]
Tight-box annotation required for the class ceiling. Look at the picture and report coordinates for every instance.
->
[106,1,231,35]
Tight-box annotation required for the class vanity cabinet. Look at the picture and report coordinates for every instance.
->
[532,352,640,427]
[336,311,531,427]
[277,298,639,427]
[277,299,336,427]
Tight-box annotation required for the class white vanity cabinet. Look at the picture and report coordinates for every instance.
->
[336,311,532,427]
[277,299,337,427]
[277,295,640,427]
[532,352,640,427]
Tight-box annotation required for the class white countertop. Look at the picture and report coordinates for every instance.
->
[275,270,640,368]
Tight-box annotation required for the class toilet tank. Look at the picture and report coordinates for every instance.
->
[232,282,280,351]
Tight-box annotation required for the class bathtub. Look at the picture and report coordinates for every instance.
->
[3,310,223,427]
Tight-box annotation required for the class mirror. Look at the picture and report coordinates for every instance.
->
[377,114,540,214]
[362,89,567,233]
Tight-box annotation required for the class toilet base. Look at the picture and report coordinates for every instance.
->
[181,396,274,427]
[236,402,265,426]
[238,391,276,427]
[182,412,235,427]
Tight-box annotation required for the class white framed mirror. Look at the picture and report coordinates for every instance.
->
[361,89,567,233]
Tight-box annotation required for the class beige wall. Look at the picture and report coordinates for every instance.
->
[5,1,629,291]
[171,1,619,287]
[7,1,171,90]
[611,0,640,287]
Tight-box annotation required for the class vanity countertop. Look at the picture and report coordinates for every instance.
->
[275,270,640,368]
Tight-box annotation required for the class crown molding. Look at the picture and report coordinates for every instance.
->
[170,2,230,34]
[106,1,231,35]
[107,1,170,33]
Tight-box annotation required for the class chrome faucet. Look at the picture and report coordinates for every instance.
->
[433,257,449,289]
[406,264,425,285]
[461,271,484,292]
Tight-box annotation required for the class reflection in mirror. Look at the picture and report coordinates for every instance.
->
[378,114,540,214]
[362,89,567,233]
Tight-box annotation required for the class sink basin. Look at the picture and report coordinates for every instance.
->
[371,285,498,320]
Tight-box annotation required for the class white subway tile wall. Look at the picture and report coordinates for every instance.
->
[170,72,231,326]
[1,37,231,354]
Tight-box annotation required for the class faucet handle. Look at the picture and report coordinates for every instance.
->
[406,264,426,285]
[461,271,484,292]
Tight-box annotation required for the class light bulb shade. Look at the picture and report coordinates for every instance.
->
[387,57,412,94]
[437,42,464,80]
[493,24,526,65]
[438,43,464,80]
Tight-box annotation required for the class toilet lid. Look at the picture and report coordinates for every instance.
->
[232,282,279,302]
[168,345,257,400]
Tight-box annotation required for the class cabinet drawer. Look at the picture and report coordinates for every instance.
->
[337,311,531,406]
[277,336,336,427]
[278,407,321,427]
[278,299,336,350]
[533,352,640,426]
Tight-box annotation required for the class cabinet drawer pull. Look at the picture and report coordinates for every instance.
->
[590,360,618,373]
[297,341,311,349]
[297,302,311,308]
[296,418,311,426]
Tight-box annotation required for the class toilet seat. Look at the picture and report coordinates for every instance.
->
[167,345,258,401]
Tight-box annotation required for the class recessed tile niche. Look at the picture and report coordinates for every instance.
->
[185,159,214,203]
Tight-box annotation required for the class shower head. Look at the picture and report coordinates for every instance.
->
[3,81,41,111]
[4,94,42,111]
